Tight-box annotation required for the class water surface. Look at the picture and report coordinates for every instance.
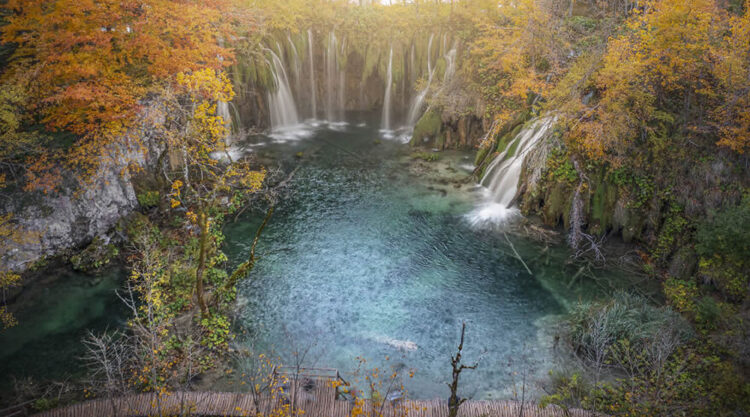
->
[225,119,601,399]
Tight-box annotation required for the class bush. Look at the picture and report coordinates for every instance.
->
[411,152,439,162]
[696,196,750,263]
[663,277,699,314]
[567,292,693,370]
[695,196,750,301]
[70,236,119,272]
[137,190,160,208]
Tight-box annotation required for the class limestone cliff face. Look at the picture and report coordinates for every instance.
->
[3,106,165,272]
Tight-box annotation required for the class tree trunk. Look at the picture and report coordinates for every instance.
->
[195,211,209,318]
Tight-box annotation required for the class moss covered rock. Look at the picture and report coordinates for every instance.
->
[411,108,443,147]
[70,236,119,273]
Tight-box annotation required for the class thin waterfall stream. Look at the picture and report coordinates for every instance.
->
[307,29,317,119]
[381,47,393,133]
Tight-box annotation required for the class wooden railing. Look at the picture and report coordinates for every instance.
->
[29,370,601,417]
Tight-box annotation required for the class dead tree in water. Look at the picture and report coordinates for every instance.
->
[448,322,478,417]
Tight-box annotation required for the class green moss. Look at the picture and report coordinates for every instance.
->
[543,182,573,228]
[496,123,523,154]
[505,136,521,158]
[137,190,160,208]
[590,168,618,233]
[474,145,490,167]
[411,108,442,146]
[70,236,120,273]
[411,152,440,162]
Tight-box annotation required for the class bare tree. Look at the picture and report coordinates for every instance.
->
[448,322,478,417]
[81,330,133,417]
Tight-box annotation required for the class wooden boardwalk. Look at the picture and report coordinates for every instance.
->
[32,384,598,417]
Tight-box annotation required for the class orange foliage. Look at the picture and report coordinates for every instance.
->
[2,0,243,188]
[469,0,566,124]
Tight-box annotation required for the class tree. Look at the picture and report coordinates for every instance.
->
[0,213,35,330]
[712,0,750,154]
[447,322,477,417]
[569,0,726,163]
[1,0,242,190]
[166,68,266,319]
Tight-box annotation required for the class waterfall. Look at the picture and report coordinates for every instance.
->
[288,35,302,100]
[381,47,393,131]
[338,37,346,121]
[443,42,457,82]
[266,49,300,129]
[217,100,232,144]
[338,67,346,122]
[406,34,435,127]
[308,30,317,119]
[325,32,337,122]
[217,100,231,127]
[467,118,555,226]
[410,44,415,85]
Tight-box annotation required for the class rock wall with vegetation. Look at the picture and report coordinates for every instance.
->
[469,0,750,414]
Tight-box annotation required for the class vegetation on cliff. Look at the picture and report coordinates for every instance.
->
[0,0,748,416]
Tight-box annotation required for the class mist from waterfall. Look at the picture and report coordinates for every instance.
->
[467,117,555,227]
[381,47,393,132]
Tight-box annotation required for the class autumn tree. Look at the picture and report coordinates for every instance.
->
[164,68,266,319]
[712,0,750,154]
[468,0,566,124]
[1,0,244,190]
[568,0,726,163]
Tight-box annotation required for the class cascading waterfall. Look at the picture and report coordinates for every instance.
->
[467,117,556,226]
[410,44,416,84]
[307,30,317,119]
[406,34,435,127]
[381,47,393,132]
[338,68,346,122]
[427,34,435,74]
[266,49,300,129]
[288,35,302,100]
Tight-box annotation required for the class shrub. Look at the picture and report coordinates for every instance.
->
[695,196,750,301]
[137,190,160,208]
[411,152,439,162]
[567,292,693,370]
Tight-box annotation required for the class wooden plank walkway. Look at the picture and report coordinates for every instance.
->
[32,384,598,417]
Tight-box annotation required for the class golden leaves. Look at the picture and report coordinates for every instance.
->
[3,0,236,190]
